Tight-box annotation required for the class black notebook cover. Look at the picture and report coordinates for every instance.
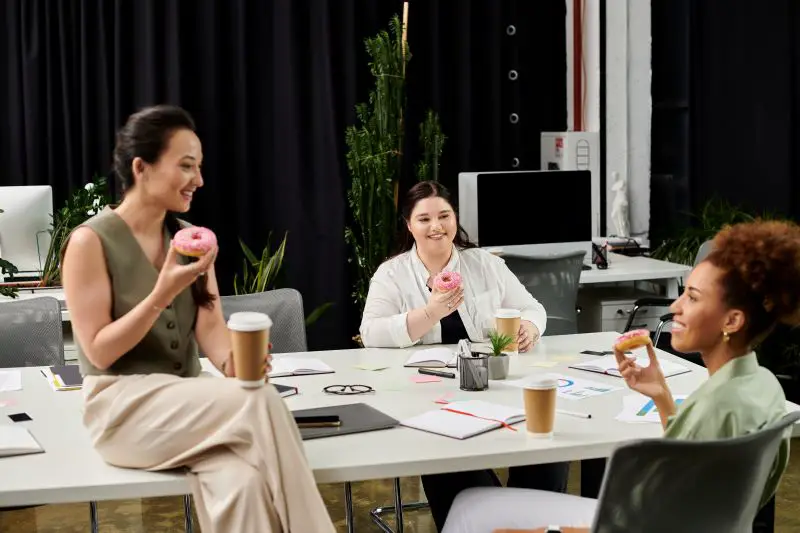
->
[292,403,399,440]
[49,365,83,387]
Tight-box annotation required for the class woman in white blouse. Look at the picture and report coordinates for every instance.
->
[359,181,569,531]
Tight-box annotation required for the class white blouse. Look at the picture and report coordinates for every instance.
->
[359,245,548,348]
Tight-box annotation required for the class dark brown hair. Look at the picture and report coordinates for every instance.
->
[704,219,800,344]
[395,181,478,254]
[113,104,215,309]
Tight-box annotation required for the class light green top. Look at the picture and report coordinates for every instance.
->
[664,352,789,508]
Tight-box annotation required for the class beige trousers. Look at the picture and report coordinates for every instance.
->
[82,373,336,533]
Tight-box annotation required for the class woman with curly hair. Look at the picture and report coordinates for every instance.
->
[441,220,800,533]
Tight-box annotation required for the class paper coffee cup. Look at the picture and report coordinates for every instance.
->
[523,376,558,437]
[227,312,272,388]
[495,308,521,353]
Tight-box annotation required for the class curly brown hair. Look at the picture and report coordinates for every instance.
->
[705,219,800,344]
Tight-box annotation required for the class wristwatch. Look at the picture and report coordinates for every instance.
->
[545,526,562,533]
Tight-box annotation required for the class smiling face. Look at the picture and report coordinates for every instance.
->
[132,128,204,213]
[407,196,458,256]
[669,261,746,354]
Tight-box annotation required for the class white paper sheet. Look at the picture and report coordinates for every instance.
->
[615,394,687,424]
[0,370,22,392]
[506,373,623,401]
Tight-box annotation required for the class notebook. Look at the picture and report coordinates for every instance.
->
[44,365,83,391]
[268,357,334,378]
[569,354,691,379]
[292,403,399,440]
[404,347,457,368]
[0,425,44,458]
[273,383,298,398]
[400,400,526,439]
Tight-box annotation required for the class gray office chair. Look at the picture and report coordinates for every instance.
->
[182,289,309,532]
[220,288,307,353]
[590,410,800,533]
[0,296,64,367]
[501,251,587,335]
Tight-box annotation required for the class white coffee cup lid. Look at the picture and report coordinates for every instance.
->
[495,308,521,319]
[227,312,272,332]
[523,376,558,390]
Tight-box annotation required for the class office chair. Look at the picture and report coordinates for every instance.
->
[493,411,800,533]
[501,251,587,335]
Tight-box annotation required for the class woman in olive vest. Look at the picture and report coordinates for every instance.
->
[61,105,335,533]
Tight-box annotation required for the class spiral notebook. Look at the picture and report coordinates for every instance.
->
[569,354,690,378]
[400,400,526,439]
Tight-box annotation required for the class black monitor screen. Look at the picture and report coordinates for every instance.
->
[475,170,593,247]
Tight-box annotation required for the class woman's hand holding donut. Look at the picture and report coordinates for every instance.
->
[614,343,667,399]
[426,285,464,321]
[152,244,218,307]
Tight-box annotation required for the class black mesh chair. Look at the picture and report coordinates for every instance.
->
[589,411,800,533]
[501,251,587,336]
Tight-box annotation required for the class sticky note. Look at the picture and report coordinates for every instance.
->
[354,363,389,371]
[0,399,17,408]
[411,375,441,384]
[529,361,559,368]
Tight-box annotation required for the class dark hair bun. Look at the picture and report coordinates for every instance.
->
[710,220,800,327]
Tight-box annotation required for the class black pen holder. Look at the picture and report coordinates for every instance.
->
[458,353,489,391]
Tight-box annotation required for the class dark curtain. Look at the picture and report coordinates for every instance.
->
[690,0,800,219]
[1,0,566,348]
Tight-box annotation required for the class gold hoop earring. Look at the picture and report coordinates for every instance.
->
[723,331,730,343]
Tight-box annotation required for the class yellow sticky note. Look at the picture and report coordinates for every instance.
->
[529,361,559,368]
[354,363,389,371]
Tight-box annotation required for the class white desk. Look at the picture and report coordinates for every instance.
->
[495,246,691,298]
[2,332,796,509]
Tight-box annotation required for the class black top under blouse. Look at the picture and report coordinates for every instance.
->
[428,286,469,344]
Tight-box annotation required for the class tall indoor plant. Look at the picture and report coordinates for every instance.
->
[344,14,446,313]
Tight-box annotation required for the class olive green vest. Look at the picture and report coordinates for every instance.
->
[70,207,201,377]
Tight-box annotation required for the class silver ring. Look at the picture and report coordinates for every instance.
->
[447,303,452,309]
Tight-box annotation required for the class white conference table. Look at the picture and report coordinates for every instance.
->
[1,332,796,512]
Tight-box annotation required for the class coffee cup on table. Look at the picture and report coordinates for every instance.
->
[523,376,558,438]
[495,308,522,354]
[227,311,272,388]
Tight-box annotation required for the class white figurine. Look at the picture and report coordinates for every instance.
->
[610,171,630,237]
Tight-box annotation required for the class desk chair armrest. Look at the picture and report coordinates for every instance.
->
[624,298,675,332]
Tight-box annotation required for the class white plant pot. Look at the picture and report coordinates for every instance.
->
[488,355,509,380]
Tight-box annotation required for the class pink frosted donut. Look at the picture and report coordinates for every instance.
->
[172,226,217,257]
[434,271,462,291]
[614,329,652,352]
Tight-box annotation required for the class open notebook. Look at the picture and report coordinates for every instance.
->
[569,354,690,378]
[404,347,457,368]
[400,400,526,439]
[269,357,334,378]
[0,425,44,458]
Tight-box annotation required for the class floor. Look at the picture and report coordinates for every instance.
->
[2,459,799,532]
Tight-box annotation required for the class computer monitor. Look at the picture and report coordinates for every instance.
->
[0,186,54,277]
[457,170,596,250]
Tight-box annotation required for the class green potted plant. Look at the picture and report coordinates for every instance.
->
[233,232,332,328]
[486,330,515,380]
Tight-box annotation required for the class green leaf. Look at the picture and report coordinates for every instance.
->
[305,302,333,327]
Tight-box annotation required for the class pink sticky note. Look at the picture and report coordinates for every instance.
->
[411,375,441,384]
[0,399,17,408]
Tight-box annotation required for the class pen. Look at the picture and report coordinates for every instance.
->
[557,409,592,419]
[40,370,47,378]
[418,368,456,379]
